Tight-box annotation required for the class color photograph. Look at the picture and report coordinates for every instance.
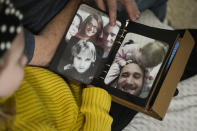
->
[104,33,169,98]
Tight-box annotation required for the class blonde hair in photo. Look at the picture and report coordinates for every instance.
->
[140,40,168,67]
[72,39,96,63]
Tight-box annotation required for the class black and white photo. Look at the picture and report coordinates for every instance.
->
[56,4,121,84]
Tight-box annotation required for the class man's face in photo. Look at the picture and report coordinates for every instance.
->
[102,25,119,48]
[117,63,144,96]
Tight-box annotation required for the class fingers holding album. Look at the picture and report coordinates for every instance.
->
[94,0,106,11]
[94,0,117,26]
[119,0,140,21]
[106,0,117,26]
[94,0,140,25]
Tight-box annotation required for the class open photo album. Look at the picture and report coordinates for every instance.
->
[49,3,195,120]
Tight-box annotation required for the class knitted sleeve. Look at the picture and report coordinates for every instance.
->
[80,87,113,131]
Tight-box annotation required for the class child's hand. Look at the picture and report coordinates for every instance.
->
[63,64,72,70]
[119,60,127,67]
[95,0,140,25]
[125,52,132,60]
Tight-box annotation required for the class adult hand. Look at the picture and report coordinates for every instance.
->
[95,0,140,25]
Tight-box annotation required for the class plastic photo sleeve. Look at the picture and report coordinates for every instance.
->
[55,4,121,84]
[104,33,169,98]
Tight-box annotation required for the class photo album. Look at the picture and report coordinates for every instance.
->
[49,3,195,120]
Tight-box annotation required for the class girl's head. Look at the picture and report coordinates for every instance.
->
[0,2,27,97]
[79,14,103,41]
[71,39,96,73]
[66,14,82,41]
[136,41,167,68]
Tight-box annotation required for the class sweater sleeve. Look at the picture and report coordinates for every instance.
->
[80,87,113,131]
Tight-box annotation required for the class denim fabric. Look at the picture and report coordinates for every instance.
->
[117,0,167,22]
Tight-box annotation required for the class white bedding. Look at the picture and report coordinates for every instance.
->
[123,74,197,131]
[123,10,197,131]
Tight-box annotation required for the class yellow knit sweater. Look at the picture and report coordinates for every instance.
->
[0,66,112,131]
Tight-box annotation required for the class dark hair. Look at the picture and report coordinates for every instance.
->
[78,14,103,43]
[125,60,146,75]
[123,40,134,46]
[122,59,146,79]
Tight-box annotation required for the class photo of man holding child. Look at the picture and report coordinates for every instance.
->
[104,33,169,98]
[57,4,121,84]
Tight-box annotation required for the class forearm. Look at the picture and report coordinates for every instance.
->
[29,0,80,66]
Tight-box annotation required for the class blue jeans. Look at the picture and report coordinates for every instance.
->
[117,0,167,22]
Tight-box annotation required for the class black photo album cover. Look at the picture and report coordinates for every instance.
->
[49,3,179,108]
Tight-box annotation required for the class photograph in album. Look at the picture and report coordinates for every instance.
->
[104,33,169,99]
[55,4,121,84]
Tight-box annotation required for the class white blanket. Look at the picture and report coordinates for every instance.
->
[123,75,197,131]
